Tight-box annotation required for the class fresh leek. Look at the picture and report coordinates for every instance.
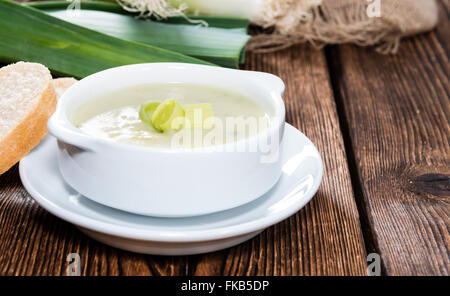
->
[29,1,250,68]
[0,0,212,78]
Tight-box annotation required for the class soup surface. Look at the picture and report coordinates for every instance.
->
[72,84,271,148]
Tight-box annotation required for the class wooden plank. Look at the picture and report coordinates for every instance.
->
[326,2,450,275]
[0,45,367,275]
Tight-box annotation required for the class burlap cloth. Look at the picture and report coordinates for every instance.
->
[247,0,439,54]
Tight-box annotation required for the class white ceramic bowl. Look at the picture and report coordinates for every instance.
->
[47,63,286,217]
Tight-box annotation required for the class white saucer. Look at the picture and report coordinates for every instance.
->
[19,124,323,255]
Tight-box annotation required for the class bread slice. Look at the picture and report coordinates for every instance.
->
[52,77,77,99]
[0,62,56,174]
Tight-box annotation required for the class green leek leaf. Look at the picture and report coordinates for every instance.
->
[0,0,213,78]
[27,1,250,68]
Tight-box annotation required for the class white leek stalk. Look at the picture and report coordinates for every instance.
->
[116,0,322,29]
[167,0,263,19]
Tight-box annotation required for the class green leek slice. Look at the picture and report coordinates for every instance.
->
[139,102,161,127]
[151,99,185,132]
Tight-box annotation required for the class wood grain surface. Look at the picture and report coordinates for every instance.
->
[325,1,450,276]
[0,46,367,276]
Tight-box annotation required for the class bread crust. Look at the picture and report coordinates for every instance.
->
[0,78,56,174]
[52,77,77,99]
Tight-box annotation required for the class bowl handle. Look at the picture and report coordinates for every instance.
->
[244,71,285,95]
[47,115,97,152]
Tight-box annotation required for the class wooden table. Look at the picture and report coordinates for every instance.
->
[0,2,448,276]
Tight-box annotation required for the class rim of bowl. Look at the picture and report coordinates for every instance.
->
[49,63,286,153]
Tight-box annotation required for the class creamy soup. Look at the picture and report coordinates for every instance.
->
[71,84,272,148]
